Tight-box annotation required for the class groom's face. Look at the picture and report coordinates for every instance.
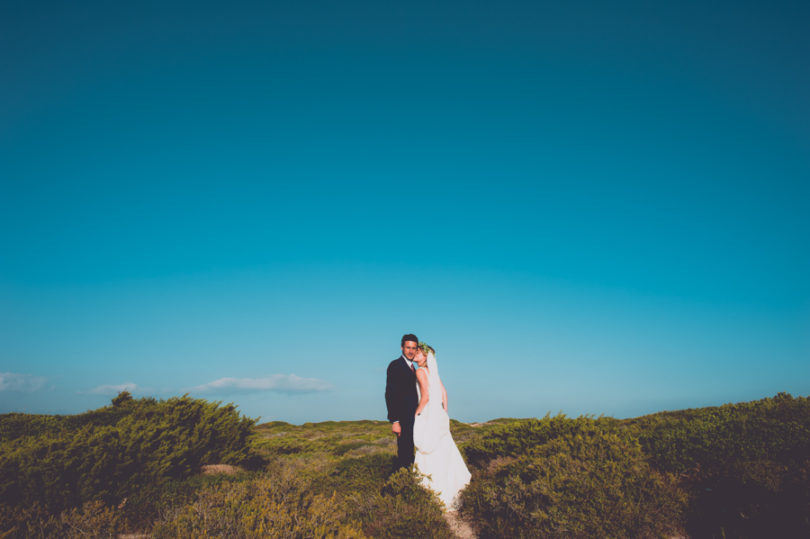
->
[402,340,418,360]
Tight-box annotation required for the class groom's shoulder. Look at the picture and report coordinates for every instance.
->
[387,357,402,370]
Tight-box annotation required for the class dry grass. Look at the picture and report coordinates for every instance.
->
[199,464,244,475]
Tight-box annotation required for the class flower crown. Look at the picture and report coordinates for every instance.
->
[418,342,435,356]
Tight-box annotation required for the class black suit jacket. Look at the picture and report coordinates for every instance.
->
[385,356,419,424]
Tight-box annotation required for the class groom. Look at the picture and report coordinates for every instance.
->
[385,333,420,469]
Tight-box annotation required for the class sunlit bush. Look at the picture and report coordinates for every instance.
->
[628,392,810,537]
[0,393,262,518]
[461,414,621,469]
[0,499,124,538]
[460,419,686,538]
[348,467,455,539]
[4,392,808,537]
[313,452,395,497]
[153,471,365,538]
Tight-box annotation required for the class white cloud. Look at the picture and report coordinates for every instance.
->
[85,383,138,396]
[0,372,47,392]
[191,374,331,394]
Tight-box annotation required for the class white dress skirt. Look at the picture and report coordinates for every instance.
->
[412,352,471,509]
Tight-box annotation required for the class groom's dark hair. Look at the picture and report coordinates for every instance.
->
[401,334,419,346]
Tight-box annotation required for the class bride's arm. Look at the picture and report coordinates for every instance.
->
[415,369,429,416]
[441,380,448,412]
[429,351,448,412]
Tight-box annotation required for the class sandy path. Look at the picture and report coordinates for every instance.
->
[444,510,477,539]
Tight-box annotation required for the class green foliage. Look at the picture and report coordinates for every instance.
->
[0,500,124,538]
[460,419,686,538]
[3,392,809,537]
[626,392,810,537]
[153,470,366,538]
[111,390,134,408]
[461,413,621,468]
[153,461,454,539]
[348,468,455,539]
[457,395,810,538]
[309,453,454,537]
[254,419,395,459]
[0,394,262,520]
[629,392,810,475]
[0,405,128,442]
[313,453,396,497]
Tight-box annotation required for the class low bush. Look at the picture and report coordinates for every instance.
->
[0,499,124,538]
[629,393,810,476]
[5,392,808,537]
[461,414,621,469]
[348,467,455,539]
[0,393,262,521]
[628,393,810,537]
[309,453,453,538]
[313,452,396,497]
[153,470,365,538]
[152,453,453,538]
[460,419,686,538]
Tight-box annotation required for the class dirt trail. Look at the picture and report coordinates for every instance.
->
[444,510,477,539]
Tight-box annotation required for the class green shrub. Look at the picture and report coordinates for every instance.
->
[153,470,365,538]
[349,468,455,539]
[0,499,124,538]
[682,458,810,538]
[630,393,810,476]
[0,394,262,519]
[461,414,621,469]
[253,419,395,459]
[628,393,810,537]
[460,419,686,538]
[307,453,453,538]
[312,453,396,498]
[5,391,808,537]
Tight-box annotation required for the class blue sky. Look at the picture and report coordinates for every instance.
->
[1,1,808,423]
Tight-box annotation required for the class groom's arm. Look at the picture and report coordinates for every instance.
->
[385,362,404,437]
[385,362,400,423]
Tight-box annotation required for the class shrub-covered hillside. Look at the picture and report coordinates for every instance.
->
[0,395,453,538]
[1,392,808,537]
[0,392,263,535]
[459,392,810,538]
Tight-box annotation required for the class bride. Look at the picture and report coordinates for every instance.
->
[412,343,471,509]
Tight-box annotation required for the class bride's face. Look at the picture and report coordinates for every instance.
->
[414,350,427,367]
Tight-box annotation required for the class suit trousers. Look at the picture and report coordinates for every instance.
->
[396,416,415,469]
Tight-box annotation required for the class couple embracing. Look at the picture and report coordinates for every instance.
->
[384,334,471,508]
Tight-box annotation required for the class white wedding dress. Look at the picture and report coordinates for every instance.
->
[412,351,471,509]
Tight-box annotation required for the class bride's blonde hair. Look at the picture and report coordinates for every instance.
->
[418,342,435,356]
